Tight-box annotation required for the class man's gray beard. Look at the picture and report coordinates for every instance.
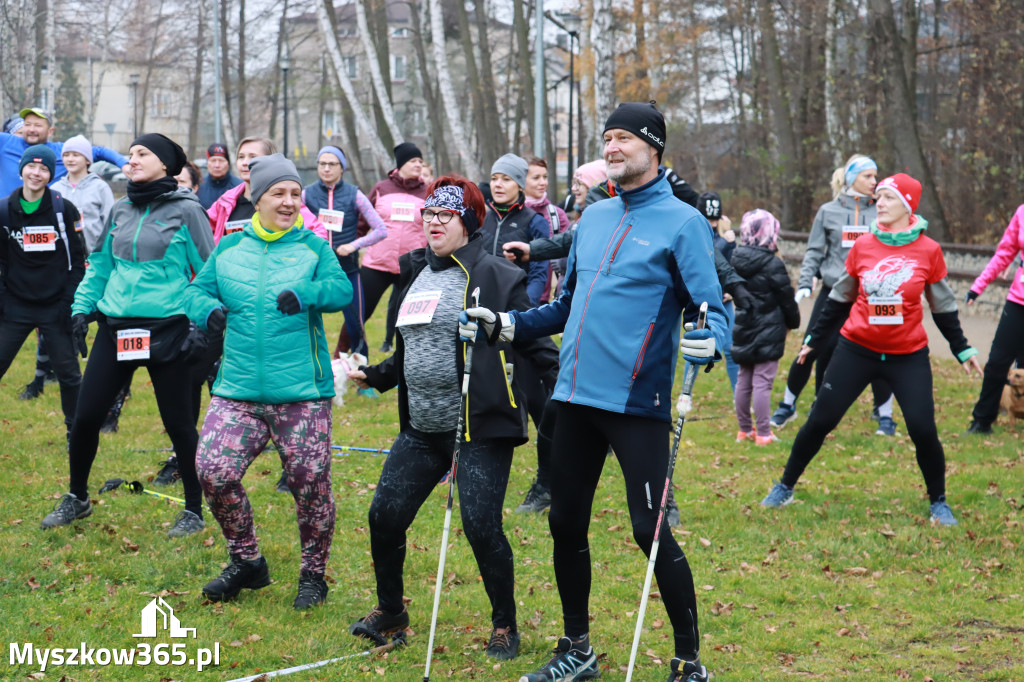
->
[606,148,654,185]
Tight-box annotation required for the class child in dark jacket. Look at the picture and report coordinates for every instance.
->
[731,210,801,444]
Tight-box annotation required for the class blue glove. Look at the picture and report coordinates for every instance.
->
[680,328,716,365]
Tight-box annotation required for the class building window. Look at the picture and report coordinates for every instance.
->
[344,56,358,80]
[150,91,173,118]
[323,110,338,137]
[393,27,409,38]
[390,55,407,82]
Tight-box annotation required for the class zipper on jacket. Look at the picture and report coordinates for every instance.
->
[630,322,655,387]
[257,242,268,391]
[451,253,472,441]
[131,206,151,261]
[605,222,634,274]
[498,350,517,407]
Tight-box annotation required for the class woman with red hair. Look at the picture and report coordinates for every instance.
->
[346,176,558,660]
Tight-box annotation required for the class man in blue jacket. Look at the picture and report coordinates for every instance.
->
[463,102,724,682]
[0,108,129,197]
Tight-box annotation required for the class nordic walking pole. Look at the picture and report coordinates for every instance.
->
[625,301,708,682]
[423,287,479,682]
[98,478,186,505]
[224,632,406,682]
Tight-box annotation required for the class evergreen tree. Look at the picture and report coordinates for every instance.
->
[55,59,88,138]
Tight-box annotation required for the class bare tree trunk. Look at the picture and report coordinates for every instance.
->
[512,0,535,149]
[32,0,46,105]
[138,0,167,133]
[867,0,948,239]
[473,0,505,162]
[355,0,401,148]
[315,0,391,169]
[409,0,450,172]
[268,0,289,140]
[633,0,648,86]
[901,0,919,118]
[186,0,206,158]
[455,0,486,162]
[691,4,705,185]
[219,0,237,139]
[429,0,477,175]
[824,0,841,163]
[237,0,247,139]
[756,0,803,228]
[590,0,616,145]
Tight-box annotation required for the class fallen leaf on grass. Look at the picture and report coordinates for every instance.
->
[837,628,851,637]
[699,537,711,548]
[844,567,868,575]
[762,549,778,566]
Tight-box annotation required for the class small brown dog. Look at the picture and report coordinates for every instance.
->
[1000,368,1024,422]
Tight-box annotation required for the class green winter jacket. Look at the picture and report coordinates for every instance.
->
[184,223,351,404]
[72,188,214,318]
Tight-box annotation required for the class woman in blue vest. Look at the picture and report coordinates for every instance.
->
[303,146,387,358]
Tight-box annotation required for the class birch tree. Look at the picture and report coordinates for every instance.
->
[353,0,403,147]
[429,0,477,177]
[589,0,616,155]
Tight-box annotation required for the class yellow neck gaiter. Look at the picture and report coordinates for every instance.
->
[252,212,304,242]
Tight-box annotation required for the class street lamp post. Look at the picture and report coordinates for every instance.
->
[556,13,582,193]
[129,73,140,139]
[280,42,291,159]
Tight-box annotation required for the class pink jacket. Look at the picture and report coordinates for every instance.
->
[360,170,428,274]
[971,203,1024,306]
[207,183,328,244]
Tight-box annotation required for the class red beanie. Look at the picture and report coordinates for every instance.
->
[876,173,921,214]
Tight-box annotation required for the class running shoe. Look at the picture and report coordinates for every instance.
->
[518,635,599,681]
[966,420,992,434]
[153,457,181,486]
[349,606,409,645]
[516,480,551,513]
[667,657,709,681]
[18,376,45,400]
[293,571,329,610]
[42,368,58,384]
[275,471,291,493]
[769,402,797,429]
[379,341,393,353]
[929,496,958,526]
[875,416,897,436]
[40,493,92,529]
[486,626,520,660]
[755,432,779,446]
[760,481,794,508]
[167,510,205,538]
[202,555,271,602]
[735,430,755,443]
[666,490,681,528]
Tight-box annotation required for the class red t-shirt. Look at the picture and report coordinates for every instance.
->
[840,231,947,355]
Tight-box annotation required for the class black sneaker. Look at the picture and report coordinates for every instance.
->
[18,376,45,401]
[486,626,520,660]
[379,341,392,353]
[42,368,58,385]
[349,606,409,645]
[202,555,271,602]
[167,510,205,538]
[40,493,92,529]
[665,490,681,528]
[966,420,993,434]
[275,471,291,493]
[518,635,599,681]
[667,657,708,681]
[515,481,551,513]
[153,457,181,486]
[293,571,328,610]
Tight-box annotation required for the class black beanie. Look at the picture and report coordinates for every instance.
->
[697,192,722,220]
[394,142,423,171]
[603,102,666,155]
[131,133,187,176]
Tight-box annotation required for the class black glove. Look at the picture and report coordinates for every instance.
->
[965,290,979,304]
[206,307,227,334]
[71,313,89,358]
[730,283,754,310]
[276,290,302,315]
[180,323,210,361]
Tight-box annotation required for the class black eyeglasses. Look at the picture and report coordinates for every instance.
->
[421,209,456,224]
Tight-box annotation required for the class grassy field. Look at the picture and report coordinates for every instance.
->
[0,310,1021,681]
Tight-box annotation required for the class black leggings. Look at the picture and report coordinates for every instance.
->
[782,337,947,501]
[360,267,399,335]
[68,322,202,514]
[972,299,1024,425]
[0,312,80,430]
[785,286,893,407]
[368,428,517,629]
[549,402,699,660]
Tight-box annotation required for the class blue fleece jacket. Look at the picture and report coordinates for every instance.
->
[512,170,728,422]
[0,133,127,196]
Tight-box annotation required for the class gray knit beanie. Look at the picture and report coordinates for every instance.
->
[249,154,302,205]
[490,153,529,189]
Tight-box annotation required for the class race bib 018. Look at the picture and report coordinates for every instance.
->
[396,290,443,327]
[116,328,151,361]
[319,209,345,232]
[23,225,57,252]
[842,224,869,249]
[867,295,904,325]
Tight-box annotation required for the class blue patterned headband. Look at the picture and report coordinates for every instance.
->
[424,184,478,233]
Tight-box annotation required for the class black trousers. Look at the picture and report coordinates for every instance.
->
[360,266,399,342]
[0,307,80,429]
[782,338,947,502]
[549,402,700,660]
[68,322,202,514]
[785,285,893,408]
[971,299,1024,425]
[368,428,517,629]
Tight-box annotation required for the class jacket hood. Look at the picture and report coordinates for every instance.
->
[388,168,425,191]
[730,244,778,278]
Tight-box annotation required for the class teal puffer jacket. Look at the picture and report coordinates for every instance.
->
[184,224,351,404]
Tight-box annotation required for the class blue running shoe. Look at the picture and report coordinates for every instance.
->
[875,416,897,436]
[929,496,958,526]
[518,636,599,681]
[769,402,797,429]
[761,481,794,508]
